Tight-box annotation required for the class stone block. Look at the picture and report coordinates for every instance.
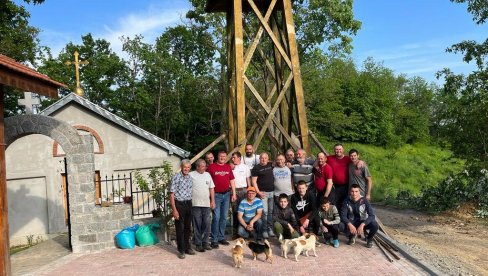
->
[79,234,97,243]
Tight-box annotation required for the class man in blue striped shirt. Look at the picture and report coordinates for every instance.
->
[237,186,264,242]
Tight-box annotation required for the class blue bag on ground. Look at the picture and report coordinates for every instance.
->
[135,223,160,246]
[115,224,139,249]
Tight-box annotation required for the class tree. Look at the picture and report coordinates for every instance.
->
[0,0,45,116]
[38,34,128,109]
[432,0,488,160]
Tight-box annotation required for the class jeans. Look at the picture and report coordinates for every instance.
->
[339,220,379,240]
[261,191,274,232]
[232,189,248,234]
[192,206,211,246]
[332,185,348,211]
[237,218,264,240]
[321,223,339,240]
[211,191,230,243]
[175,200,192,253]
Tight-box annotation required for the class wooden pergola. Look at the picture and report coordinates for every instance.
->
[205,0,311,155]
[0,54,65,275]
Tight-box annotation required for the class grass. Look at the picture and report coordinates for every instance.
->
[313,139,465,204]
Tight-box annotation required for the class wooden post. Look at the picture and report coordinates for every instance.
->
[226,10,235,150]
[283,0,310,153]
[233,0,246,154]
[0,85,11,275]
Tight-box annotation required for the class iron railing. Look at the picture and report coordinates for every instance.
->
[97,173,169,218]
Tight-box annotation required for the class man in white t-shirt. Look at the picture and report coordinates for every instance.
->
[242,144,260,169]
[231,151,251,238]
[190,159,215,252]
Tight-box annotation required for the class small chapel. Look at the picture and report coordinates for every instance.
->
[6,92,189,246]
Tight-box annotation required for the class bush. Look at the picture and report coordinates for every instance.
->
[414,164,488,217]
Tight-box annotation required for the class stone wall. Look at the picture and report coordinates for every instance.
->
[5,115,134,253]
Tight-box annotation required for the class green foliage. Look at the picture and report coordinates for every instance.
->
[316,139,465,204]
[134,162,174,225]
[304,54,436,147]
[411,163,488,217]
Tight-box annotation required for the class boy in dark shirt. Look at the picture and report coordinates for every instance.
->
[290,181,320,236]
[273,193,299,239]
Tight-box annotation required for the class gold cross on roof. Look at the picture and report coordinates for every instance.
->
[65,51,89,96]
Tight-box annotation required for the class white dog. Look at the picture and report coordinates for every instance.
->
[279,234,305,259]
[290,233,318,262]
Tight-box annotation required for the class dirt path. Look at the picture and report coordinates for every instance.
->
[375,205,488,275]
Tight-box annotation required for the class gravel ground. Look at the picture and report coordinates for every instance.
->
[375,204,488,276]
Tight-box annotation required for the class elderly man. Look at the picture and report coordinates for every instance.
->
[348,149,372,200]
[285,149,295,167]
[190,159,215,252]
[237,186,264,242]
[340,184,378,248]
[207,151,236,248]
[251,152,275,238]
[231,151,251,238]
[170,159,194,259]
[242,144,260,169]
[313,152,333,204]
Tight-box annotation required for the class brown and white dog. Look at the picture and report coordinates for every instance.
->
[231,238,246,268]
[248,239,273,263]
[279,234,305,259]
[290,233,318,262]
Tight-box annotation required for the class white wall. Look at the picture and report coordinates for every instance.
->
[6,104,184,246]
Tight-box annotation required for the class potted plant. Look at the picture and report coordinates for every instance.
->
[134,161,174,242]
[113,188,125,203]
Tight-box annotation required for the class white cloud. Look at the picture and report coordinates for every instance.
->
[99,5,188,56]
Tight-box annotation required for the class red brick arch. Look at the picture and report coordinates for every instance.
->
[53,124,104,156]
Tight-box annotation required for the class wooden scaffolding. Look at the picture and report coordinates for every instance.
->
[205,0,311,155]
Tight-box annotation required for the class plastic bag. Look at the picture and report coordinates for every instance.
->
[135,223,160,246]
[115,224,139,249]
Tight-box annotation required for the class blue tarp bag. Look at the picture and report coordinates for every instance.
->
[115,224,139,249]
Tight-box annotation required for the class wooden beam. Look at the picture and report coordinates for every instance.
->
[283,0,310,153]
[226,10,236,150]
[248,0,292,69]
[243,0,277,73]
[309,130,329,155]
[233,0,246,154]
[0,85,11,275]
[246,102,282,149]
[189,134,227,164]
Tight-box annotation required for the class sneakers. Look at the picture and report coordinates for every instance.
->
[218,239,230,246]
[211,242,219,249]
[177,252,185,259]
[347,236,356,245]
[195,245,205,252]
[366,239,373,248]
[268,230,276,237]
[185,248,196,255]
[333,239,339,248]
[262,231,269,239]
[324,238,331,246]
[203,243,212,251]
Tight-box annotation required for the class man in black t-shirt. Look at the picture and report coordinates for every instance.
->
[251,152,275,238]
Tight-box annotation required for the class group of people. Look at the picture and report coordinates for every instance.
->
[169,143,378,259]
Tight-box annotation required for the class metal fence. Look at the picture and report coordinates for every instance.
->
[98,173,169,218]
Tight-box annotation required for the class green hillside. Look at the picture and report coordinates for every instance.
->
[315,141,465,204]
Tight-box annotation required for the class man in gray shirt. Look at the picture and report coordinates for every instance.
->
[290,148,315,194]
[348,149,372,200]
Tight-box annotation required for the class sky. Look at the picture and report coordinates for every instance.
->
[18,0,488,83]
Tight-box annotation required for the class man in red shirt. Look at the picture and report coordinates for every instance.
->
[207,151,237,248]
[313,152,333,205]
[327,144,354,210]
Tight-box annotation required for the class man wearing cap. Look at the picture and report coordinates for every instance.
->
[237,186,264,241]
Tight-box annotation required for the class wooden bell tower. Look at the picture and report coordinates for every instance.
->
[205,0,310,155]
